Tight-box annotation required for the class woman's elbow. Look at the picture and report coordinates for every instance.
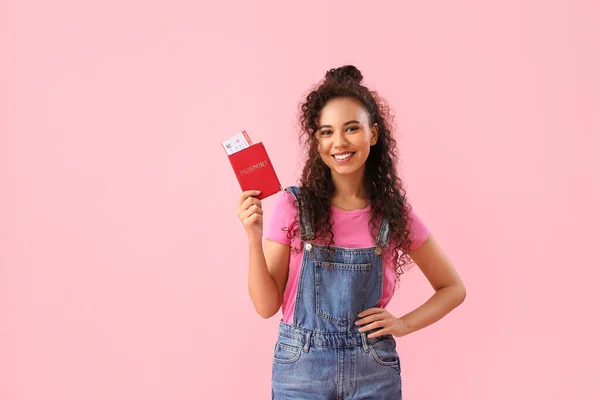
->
[254,304,280,319]
[455,282,467,306]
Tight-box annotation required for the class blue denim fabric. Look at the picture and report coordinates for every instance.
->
[271,186,402,400]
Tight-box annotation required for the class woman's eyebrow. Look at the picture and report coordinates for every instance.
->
[318,120,360,130]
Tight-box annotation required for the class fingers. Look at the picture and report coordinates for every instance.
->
[237,192,262,217]
[355,313,384,326]
[357,308,384,318]
[355,308,391,334]
[244,212,263,227]
[357,319,386,333]
[367,328,392,339]
[242,197,262,212]
[237,190,262,208]
[237,191,264,229]
[239,203,264,221]
[237,191,262,213]
[355,308,384,325]
[356,308,399,338]
[238,199,263,216]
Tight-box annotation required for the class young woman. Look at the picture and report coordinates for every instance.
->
[237,65,466,399]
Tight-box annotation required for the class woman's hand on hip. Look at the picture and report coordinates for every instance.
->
[355,308,410,338]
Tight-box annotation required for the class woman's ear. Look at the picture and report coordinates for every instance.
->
[370,123,378,145]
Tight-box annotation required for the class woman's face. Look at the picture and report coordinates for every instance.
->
[315,97,378,179]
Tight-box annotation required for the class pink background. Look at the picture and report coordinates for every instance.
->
[2,1,599,399]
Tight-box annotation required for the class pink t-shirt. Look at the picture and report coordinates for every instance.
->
[265,189,431,324]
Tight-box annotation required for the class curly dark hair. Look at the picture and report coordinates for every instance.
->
[289,65,414,283]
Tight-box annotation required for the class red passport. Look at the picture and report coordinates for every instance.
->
[227,142,282,200]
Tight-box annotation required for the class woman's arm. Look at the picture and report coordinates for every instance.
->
[238,190,291,319]
[248,238,290,319]
[396,234,466,335]
[356,235,466,337]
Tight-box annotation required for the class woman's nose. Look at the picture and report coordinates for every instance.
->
[333,132,348,147]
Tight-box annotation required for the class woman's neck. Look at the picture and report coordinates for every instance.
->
[330,170,368,205]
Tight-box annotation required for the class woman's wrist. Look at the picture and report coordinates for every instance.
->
[394,317,413,337]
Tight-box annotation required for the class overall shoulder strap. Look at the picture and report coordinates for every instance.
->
[284,186,314,241]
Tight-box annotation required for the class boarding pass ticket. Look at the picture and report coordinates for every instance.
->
[222,130,253,155]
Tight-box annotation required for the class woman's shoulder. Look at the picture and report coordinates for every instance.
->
[405,204,431,250]
[277,186,299,208]
[269,187,300,222]
[264,187,300,245]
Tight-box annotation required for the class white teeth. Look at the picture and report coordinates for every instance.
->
[334,153,353,160]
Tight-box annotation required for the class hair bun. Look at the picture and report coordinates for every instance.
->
[325,65,363,84]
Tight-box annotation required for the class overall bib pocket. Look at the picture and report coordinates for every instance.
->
[314,261,372,325]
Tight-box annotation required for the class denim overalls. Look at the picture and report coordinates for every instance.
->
[272,186,402,400]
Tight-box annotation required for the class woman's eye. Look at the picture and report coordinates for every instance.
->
[321,130,333,136]
[346,126,359,132]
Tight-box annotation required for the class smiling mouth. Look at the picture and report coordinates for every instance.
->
[332,152,355,161]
